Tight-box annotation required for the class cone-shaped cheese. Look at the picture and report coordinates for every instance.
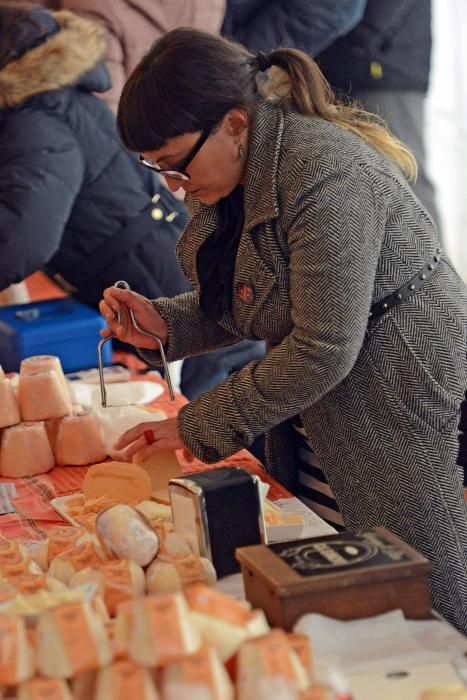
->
[95,660,160,700]
[236,630,309,699]
[96,505,159,567]
[0,614,34,686]
[84,462,152,504]
[129,593,202,667]
[18,370,72,421]
[0,377,20,428]
[0,421,54,477]
[48,541,106,585]
[20,355,68,394]
[162,646,234,700]
[37,600,111,678]
[54,412,107,466]
[146,553,216,595]
[184,585,270,662]
[17,677,73,700]
[70,559,145,617]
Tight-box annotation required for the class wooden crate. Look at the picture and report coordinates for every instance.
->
[236,527,432,630]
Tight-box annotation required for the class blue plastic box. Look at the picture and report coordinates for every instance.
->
[0,298,112,373]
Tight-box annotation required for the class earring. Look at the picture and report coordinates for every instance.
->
[238,143,244,159]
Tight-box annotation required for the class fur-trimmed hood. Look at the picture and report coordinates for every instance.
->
[0,10,107,109]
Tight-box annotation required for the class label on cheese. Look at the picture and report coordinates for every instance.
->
[147,596,185,663]
[0,616,17,685]
[113,661,146,699]
[104,560,133,614]
[22,678,69,700]
[185,586,251,627]
[48,526,83,563]
[166,554,206,588]
[255,633,295,681]
[0,547,30,576]
[179,647,215,688]
[54,603,99,675]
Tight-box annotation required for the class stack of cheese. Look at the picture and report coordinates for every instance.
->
[0,355,107,478]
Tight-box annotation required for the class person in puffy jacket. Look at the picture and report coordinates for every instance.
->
[0,1,264,397]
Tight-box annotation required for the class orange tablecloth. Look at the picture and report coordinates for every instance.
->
[0,360,290,540]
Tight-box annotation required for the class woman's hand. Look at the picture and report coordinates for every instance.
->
[114,417,185,461]
[99,287,168,349]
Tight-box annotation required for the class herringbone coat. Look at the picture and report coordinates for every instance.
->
[145,101,467,632]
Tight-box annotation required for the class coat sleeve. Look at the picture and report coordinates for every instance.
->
[0,110,85,291]
[224,0,366,56]
[176,161,385,463]
[138,291,244,367]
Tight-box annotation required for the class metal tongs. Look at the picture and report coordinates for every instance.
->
[97,280,174,407]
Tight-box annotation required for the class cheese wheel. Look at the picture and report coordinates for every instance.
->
[0,377,20,428]
[18,370,72,421]
[37,600,112,678]
[236,630,309,699]
[146,553,216,594]
[96,505,159,567]
[162,646,234,700]
[0,614,34,686]
[69,559,145,617]
[184,585,269,662]
[17,678,73,700]
[94,660,160,700]
[83,462,152,504]
[0,422,54,478]
[129,593,202,667]
[54,412,107,466]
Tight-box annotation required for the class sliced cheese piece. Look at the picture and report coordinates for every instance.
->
[0,422,54,478]
[84,461,151,504]
[132,449,181,500]
[17,677,73,700]
[95,660,160,700]
[162,646,234,700]
[129,593,202,667]
[54,412,107,466]
[18,370,72,421]
[184,585,268,662]
[96,505,159,567]
[48,541,106,585]
[0,377,20,428]
[146,553,216,594]
[70,559,145,617]
[0,614,34,686]
[37,600,111,678]
[236,630,309,699]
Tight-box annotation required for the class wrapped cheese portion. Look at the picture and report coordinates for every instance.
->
[184,585,270,662]
[0,422,54,478]
[0,614,34,686]
[36,599,111,678]
[69,559,145,616]
[96,505,159,567]
[0,542,42,577]
[32,525,89,572]
[95,660,160,700]
[162,646,234,700]
[18,370,72,421]
[129,592,202,667]
[54,412,107,466]
[236,630,310,700]
[84,461,152,504]
[17,677,73,700]
[0,377,20,428]
[136,501,173,523]
[146,552,216,595]
[48,541,106,585]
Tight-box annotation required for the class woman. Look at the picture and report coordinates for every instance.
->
[100,29,467,632]
[0,3,261,398]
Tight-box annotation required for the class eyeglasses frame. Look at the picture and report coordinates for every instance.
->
[138,128,211,181]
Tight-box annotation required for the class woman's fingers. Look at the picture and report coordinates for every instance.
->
[114,421,156,451]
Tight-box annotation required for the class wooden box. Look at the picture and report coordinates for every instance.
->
[236,527,432,630]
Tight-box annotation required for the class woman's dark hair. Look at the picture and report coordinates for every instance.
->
[0,0,58,70]
[118,27,416,180]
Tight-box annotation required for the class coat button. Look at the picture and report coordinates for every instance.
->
[151,207,163,220]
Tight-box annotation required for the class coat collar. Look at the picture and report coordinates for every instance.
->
[178,101,284,281]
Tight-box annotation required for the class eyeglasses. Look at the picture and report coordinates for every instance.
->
[138,129,210,181]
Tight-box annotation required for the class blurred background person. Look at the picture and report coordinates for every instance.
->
[0,1,263,399]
